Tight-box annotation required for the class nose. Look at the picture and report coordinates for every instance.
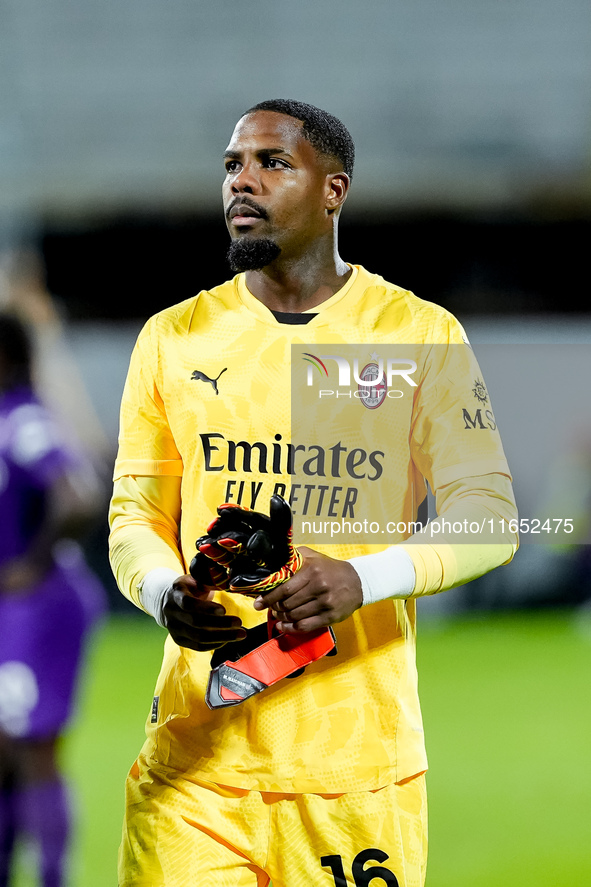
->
[230,160,261,195]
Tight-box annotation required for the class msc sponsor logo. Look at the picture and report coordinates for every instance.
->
[462,408,497,430]
[472,378,488,404]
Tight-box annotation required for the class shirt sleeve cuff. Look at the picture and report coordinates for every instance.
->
[137,567,182,626]
[347,547,416,605]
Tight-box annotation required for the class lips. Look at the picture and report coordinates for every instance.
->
[226,198,268,230]
[229,204,262,220]
[229,206,265,229]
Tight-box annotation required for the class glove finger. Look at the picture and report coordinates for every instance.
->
[217,503,272,535]
[197,532,250,563]
[216,535,250,556]
[246,529,274,565]
[196,539,237,567]
[266,496,294,566]
[229,554,271,582]
[228,555,273,596]
[230,573,283,595]
[189,552,228,591]
[207,511,255,540]
[229,548,303,595]
[207,512,252,539]
[205,560,228,590]
[189,552,211,584]
[269,494,293,535]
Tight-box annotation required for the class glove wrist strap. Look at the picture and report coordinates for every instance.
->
[206,616,337,709]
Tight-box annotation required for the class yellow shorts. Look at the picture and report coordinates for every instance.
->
[119,755,428,887]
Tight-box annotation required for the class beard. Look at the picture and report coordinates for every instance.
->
[226,237,281,273]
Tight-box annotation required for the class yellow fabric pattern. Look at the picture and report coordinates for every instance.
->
[119,754,427,887]
[109,264,516,791]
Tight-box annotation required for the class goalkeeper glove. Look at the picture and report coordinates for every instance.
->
[195,495,303,596]
[192,495,337,708]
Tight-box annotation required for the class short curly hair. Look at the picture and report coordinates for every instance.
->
[244,99,355,180]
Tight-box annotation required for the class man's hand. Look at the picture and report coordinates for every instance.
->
[253,547,363,633]
[161,575,247,652]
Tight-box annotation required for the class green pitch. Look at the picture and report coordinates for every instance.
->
[10,609,591,886]
[418,609,591,886]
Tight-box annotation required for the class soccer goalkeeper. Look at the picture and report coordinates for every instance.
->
[109,99,518,887]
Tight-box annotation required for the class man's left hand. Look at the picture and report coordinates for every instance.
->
[253,546,363,633]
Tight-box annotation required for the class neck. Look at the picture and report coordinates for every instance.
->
[244,232,351,313]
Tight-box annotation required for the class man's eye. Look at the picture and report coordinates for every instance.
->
[225,161,240,173]
[266,157,287,169]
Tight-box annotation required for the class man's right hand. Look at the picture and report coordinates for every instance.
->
[161,575,248,652]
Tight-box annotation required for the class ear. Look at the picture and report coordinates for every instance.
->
[325,172,350,214]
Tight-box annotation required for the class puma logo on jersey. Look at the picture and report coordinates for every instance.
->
[191,368,227,395]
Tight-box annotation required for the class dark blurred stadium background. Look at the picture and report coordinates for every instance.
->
[1,4,590,884]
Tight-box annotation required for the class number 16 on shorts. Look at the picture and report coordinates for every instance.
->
[322,848,399,886]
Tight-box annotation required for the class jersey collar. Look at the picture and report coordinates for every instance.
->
[236,265,360,328]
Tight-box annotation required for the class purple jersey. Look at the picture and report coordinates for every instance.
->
[0,387,75,564]
[0,386,106,739]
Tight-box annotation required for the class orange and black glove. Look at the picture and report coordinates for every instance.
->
[194,495,303,596]
[192,496,336,708]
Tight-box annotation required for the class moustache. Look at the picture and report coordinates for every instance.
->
[226,197,269,222]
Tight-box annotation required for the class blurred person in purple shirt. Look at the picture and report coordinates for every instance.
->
[0,312,106,887]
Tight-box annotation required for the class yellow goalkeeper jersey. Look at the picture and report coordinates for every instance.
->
[110,264,514,792]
